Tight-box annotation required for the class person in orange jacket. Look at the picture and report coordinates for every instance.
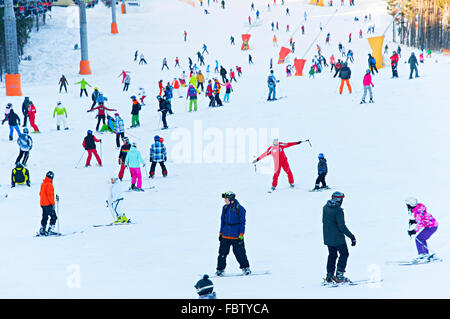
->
[172,78,182,97]
[39,171,58,235]
[273,35,278,47]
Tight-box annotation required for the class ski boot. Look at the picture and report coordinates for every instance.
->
[129,184,137,191]
[136,188,145,192]
[360,99,366,104]
[271,186,276,191]
[322,273,335,286]
[334,271,351,284]
[39,226,47,236]
[47,225,59,236]
[64,127,69,130]
[57,125,60,131]
[215,269,225,277]
[289,183,295,188]
[413,254,430,263]
[242,267,252,275]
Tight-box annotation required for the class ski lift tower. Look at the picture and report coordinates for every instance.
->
[3,0,22,96]
[79,0,92,74]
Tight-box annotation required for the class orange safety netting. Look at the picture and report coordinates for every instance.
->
[368,36,385,69]
[278,46,291,64]
[241,34,251,50]
[294,59,306,76]
[309,0,324,6]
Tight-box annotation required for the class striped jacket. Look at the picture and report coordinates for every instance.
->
[150,141,167,162]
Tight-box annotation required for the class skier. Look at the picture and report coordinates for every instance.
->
[16,128,33,166]
[313,153,328,191]
[390,51,399,78]
[26,101,40,133]
[118,136,131,181]
[206,80,215,107]
[59,75,68,93]
[330,54,336,72]
[149,135,168,178]
[139,53,147,65]
[118,70,130,83]
[419,53,424,63]
[229,69,237,83]
[161,57,169,70]
[338,62,352,94]
[213,79,223,106]
[408,52,419,79]
[114,113,125,148]
[172,78,182,98]
[163,82,174,114]
[134,50,138,61]
[82,130,102,167]
[196,70,205,92]
[219,66,228,83]
[216,191,251,276]
[252,138,304,191]
[248,54,253,64]
[187,84,198,112]
[75,78,91,97]
[236,66,242,77]
[223,80,233,103]
[21,97,31,127]
[138,87,147,105]
[158,80,164,96]
[123,74,131,91]
[195,275,216,299]
[91,87,100,109]
[108,176,129,223]
[2,108,21,141]
[273,35,278,47]
[230,35,235,45]
[322,192,356,284]
[174,57,180,68]
[267,70,280,101]
[124,143,145,191]
[53,101,69,130]
[157,95,170,129]
[11,162,31,188]
[301,25,305,35]
[88,103,117,132]
[405,197,439,262]
[397,45,402,58]
[360,69,375,104]
[130,96,141,128]
[368,53,378,74]
[184,30,187,41]
[202,44,209,55]
[39,171,58,236]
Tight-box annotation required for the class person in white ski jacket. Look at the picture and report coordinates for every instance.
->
[108,177,128,223]
[138,87,147,105]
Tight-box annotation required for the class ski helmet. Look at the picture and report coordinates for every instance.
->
[156,95,162,100]
[7,103,12,108]
[23,128,29,134]
[122,136,129,143]
[87,130,93,134]
[154,135,160,141]
[405,197,418,208]
[15,162,23,168]
[132,142,137,147]
[366,69,370,73]
[195,274,214,296]
[57,101,62,105]
[130,96,136,100]
[46,171,55,179]
[318,153,324,159]
[114,113,119,116]
[331,191,345,202]
[222,191,236,201]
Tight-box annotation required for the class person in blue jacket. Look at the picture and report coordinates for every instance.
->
[313,153,329,191]
[368,54,378,75]
[267,70,280,101]
[216,191,251,276]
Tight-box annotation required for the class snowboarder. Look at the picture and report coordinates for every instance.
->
[114,113,125,148]
[267,70,280,101]
[75,78,91,97]
[195,275,216,299]
[157,95,170,129]
[408,52,419,79]
[338,62,352,94]
[124,143,145,192]
[39,171,58,235]
[2,108,21,141]
[216,191,251,276]
[361,69,374,104]
[88,103,117,132]
[11,162,30,188]
[313,153,328,190]
[16,128,33,166]
[59,75,68,93]
[118,136,131,181]
[130,96,141,128]
[82,130,102,167]
[53,101,68,130]
[252,138,304,191]
[108,176,129,223]
[322,192,356,284]
[406,197,439,262]
[149,135,167,178]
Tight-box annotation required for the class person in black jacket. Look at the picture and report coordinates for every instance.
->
[219,66,228,83]
[338,62,352,94]
[2,108,21,141]
[322,192,356,284]
[157,95,169,129]
[22,97,31,127]
[313,153,328,191]
[408,52,419,79]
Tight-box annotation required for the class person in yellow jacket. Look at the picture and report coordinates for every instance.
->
[75,78,91,97]
[11,162,30,188]
[196,70,205,92]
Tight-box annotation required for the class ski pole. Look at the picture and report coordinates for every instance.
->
[300,139,312,147]
[75,150,86,168]
[56,194,60,233]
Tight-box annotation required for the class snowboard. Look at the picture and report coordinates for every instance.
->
[210,270,271,278]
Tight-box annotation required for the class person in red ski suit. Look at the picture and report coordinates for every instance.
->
[27,102,40,133]
[158,80,164,96]
[253,138,304,190]
[88,103,117,131]
[118,70,130,84]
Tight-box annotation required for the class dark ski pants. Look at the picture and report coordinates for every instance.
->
[214,93,223,106]
[415,226,437,255]
[16,150,30,165]
[326,244,349,275]
[217,238,250,271]
[23,114,28,127]
[80,89,88,97]
[116,132,124,148]
[59,83,67,93]
[409,66,418,79]
[197,82,204,92]
[41,205,57,228]
[150,161,167,177]
[370,64,378,74]
[160,110,168,129]
[208,95,215,107]
[96,115,106,131]
[392,64,398,78]
[123,83,130,91]
[315,173,327,188]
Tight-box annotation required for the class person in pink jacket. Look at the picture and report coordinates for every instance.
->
[360,70,374,104]
[406,197,438,260]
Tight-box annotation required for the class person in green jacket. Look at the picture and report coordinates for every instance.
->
[124,143,146,191]
[75,78,91,97]
[53,101,68,130]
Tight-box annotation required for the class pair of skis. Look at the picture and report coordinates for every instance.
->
[321,278,384,288]
[386,253,443,266]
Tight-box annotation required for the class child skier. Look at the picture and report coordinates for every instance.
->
[2,108,21,141]
[16,128,33,166]
[223,80,233,103]
[187,84,198,112]
[108,176,129,223]
[11,162,31,188]
[313,153,329,191]
[406,197,439,262]
[138,87,147,105]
